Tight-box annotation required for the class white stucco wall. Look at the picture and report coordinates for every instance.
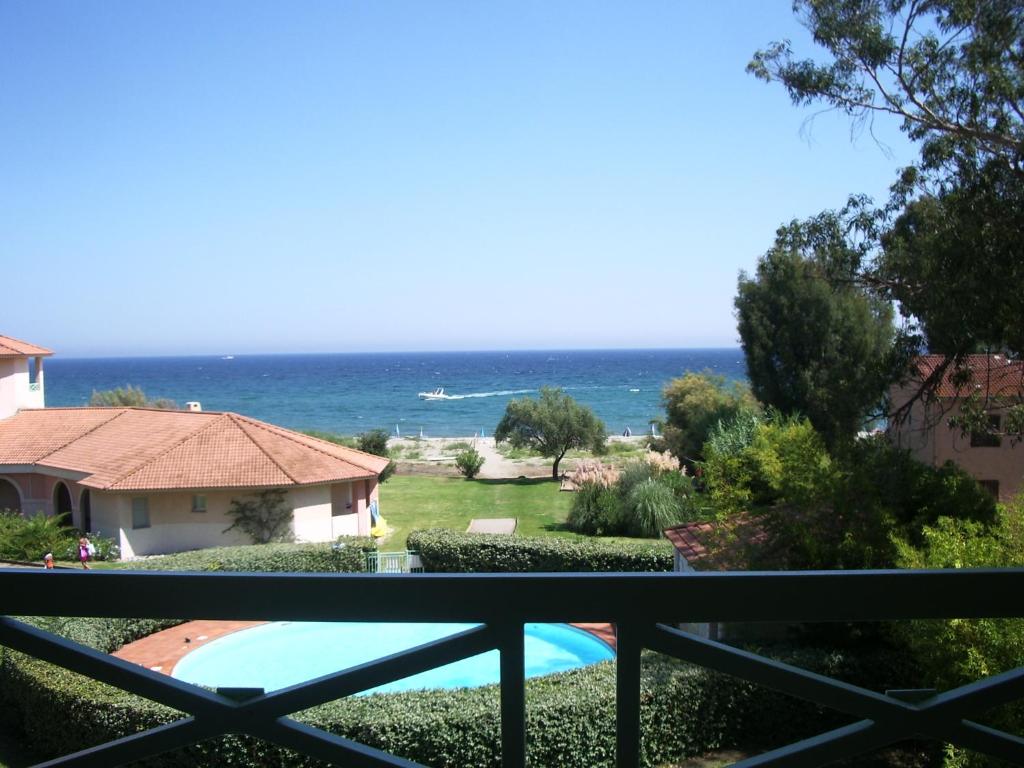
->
[289,485,333,543]
[0,358,44,420]
[330,482,358,537]
[107,482,371,558]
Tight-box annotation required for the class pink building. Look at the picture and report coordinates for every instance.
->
[0,334,389,557]
[888,354,1024,502]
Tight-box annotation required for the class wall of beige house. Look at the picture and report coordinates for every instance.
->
[889,397,1023,502]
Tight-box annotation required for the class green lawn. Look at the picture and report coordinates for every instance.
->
[377,475,576,551]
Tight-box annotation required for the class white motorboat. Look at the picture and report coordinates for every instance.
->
[418,387,451,400]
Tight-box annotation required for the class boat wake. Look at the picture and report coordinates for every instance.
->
[422,388,535,401]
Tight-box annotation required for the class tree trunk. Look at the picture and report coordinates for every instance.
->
[551,451,566,479]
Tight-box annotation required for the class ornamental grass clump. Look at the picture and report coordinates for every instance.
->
[623,478,684,538]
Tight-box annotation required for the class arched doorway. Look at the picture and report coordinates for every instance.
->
[0,478,21,514]
[80,489,92,533]
[53,482,73,526]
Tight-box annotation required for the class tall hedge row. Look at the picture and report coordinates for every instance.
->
[406,529,674,572]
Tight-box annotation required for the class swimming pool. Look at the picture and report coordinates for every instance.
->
[172,622,614,694]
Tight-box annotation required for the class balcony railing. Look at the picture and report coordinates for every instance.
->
[1,568,1024,767]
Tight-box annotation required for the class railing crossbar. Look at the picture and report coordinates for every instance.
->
[248,624,497,717]
[729,720,902,768]
[647,623,912,723]
[33,718,220,768]
[0,617,224,717]
[259,719,426,768]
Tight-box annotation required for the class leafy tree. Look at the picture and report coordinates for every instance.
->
[736,217,895,448]
[658,371,758,465]
[494,387,606,479]
[89,385,177,410]
[357,428,396,482]
[749,0,1024,436]
[454,447,485,479]
[748,0,1023,174]
[224,489,293,544]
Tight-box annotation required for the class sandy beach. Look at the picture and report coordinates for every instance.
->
[388,435,648,479]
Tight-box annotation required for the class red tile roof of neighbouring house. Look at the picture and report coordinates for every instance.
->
[0,407,390,491]
[0,334,53,358]
[663,515,768,571]
[912,354,1024,399]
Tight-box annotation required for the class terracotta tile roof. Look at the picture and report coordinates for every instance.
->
[663,515,768,571]
[0,408,390,491]
[0,334,53,358]
[912,354,1024,399]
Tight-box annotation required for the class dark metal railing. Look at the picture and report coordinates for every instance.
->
[1,568,1024,767]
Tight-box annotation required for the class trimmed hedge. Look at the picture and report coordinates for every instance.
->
[407,528,674,572]
[128,538,377,573]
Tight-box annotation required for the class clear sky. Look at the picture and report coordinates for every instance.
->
[1,1,915,357]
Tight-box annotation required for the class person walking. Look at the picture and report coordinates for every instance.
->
[78,536,91,569]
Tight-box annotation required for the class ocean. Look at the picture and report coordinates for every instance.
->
[44,349,747,438]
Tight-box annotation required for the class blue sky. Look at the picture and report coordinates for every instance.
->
[1,1,915,357]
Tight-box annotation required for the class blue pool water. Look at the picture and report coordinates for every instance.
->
[172,622,614,694]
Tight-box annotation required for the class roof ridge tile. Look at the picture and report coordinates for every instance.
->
[228,414,301,484]
[230,413,385,475]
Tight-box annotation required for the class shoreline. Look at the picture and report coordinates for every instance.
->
[389,435,650,480]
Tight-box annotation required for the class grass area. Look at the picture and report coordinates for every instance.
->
[377,475,575,551]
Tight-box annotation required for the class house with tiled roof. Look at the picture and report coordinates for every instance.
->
[888,354,1024,502]
[0,335,389,558]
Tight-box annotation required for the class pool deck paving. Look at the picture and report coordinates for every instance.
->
[115,620,617,677]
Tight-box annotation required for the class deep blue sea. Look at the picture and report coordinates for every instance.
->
[44,349,746,438]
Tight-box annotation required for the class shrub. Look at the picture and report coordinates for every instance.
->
[623,479,684,538]
[130,538,376,573]
[302,430,358,448]
[224,488,293,544]
[64,531,120,562]
[406,529,673,572]
[702,413,833,517]
[894,503,1024,767]
[357,428,396,482]
[567,481,623,535]
[454,448,485,479]
[0,511,74,562]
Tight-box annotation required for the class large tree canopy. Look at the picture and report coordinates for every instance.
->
[494,387,606,479]
[750,0,1024,436]
[748,0,1024,175]
[736,213,896,449]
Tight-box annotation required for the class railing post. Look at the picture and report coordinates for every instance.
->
[616,623,642,768]
[498,621,526,768]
